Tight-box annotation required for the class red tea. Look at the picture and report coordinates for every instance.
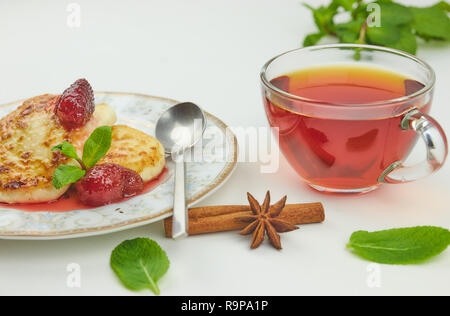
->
[264,66,429,191]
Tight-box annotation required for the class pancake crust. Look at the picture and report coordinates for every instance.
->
[0,95,117,204]
[99,125,166,182]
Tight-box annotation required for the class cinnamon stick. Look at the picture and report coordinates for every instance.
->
[164,203,325,238]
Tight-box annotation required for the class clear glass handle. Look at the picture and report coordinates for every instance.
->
[379,109,448,184]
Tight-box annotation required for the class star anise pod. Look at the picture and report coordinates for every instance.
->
[235,191,299,250]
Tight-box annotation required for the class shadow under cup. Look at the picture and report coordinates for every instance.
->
[261,44,448,194]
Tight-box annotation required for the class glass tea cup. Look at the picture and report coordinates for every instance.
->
[261,44,448,194]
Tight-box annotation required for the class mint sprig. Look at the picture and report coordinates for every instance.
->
[51,126,112,189]
[347,226,450,265]
[82,126,112,169]
[303,0,450,55]
[110,238,170,295]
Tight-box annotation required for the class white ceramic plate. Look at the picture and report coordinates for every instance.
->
[0,92,237,240]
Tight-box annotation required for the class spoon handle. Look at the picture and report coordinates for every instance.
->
[172,157,188,239]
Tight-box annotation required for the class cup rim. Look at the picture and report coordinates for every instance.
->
[260,44,436,108]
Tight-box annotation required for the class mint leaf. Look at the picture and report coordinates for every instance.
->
[52,141,81,161]
[435,1,450,12]
[378,2,414,26]
[334,19,365,43]
[52,165,85,189]
[367,23,401,45]
[303,4,338,35]
[332,0,357,11]
[303,32,326,46]
[348,226,450,265]
[337,29,359,43]
[110,238,170,295]
[390,26,418,55]
[82,126,112,169]
[352,2,369,20]
[335,19,365,34]
[411,6,450,41]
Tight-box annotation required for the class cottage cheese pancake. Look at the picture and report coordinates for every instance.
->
[100,125,166,182]
[0,94,116,204]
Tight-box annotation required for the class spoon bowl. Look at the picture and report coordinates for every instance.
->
[156,102,207,154]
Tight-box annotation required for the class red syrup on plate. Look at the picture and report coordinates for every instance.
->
[0,167,168,213]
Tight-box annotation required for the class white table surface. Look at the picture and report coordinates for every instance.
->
[0,0,449,296]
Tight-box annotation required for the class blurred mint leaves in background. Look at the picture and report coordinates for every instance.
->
[303,0,450,55]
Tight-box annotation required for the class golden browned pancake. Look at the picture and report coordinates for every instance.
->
[0,94,117,204]
[99,125,165,182]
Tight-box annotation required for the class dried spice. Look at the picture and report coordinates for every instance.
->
[236,191,299,250]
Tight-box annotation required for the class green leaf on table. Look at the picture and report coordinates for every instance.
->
[52,165,85,189]
[303,32,326,46]
[411,6,450,41]
[52,141,81,161]
[111,238,170,295]
[348,226,450,265]
[82,126,112,169]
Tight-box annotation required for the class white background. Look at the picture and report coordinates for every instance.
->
[0,0,449,296]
